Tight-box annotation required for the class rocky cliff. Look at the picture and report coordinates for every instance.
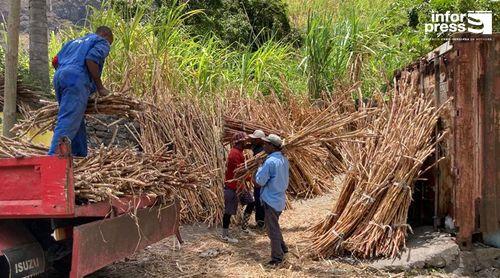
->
[0,0,102,31]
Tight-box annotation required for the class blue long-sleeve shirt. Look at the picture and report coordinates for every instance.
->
[255,151,289,212]
[56,33,110,93]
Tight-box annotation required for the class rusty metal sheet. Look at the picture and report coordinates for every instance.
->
[395,33,499,249]
[436,55,454,219]
[74,195,161,217]
[70,199,181,278]
[453,38,477,250]
[479,34,500,238]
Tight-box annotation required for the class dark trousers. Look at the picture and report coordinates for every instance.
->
[264,202,287,261]
[254,187,265,225]
[223,188,255,229]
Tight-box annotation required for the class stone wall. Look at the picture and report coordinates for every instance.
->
[86,115,141,150]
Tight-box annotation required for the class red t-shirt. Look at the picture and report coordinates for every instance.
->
[224,147,245,190]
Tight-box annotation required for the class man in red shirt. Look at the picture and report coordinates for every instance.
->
[222,132,255,243]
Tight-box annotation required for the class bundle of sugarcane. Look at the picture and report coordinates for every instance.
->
[225,85,358,131]
[13,93,143,138]
[74,145,203,203]
[224,93,311,135]
[139,94,226,224]
[308,77,449,259]
[0,136,48,158]
[231,106,373,197]
[223,116,281,144]
[0,75,50,110]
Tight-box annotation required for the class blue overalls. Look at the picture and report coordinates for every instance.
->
[48,34,110,157]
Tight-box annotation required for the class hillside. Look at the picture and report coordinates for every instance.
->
[0,0,101,31]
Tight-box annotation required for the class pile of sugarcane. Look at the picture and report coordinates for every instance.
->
[0,75,50,110]
[223,116,281,144]
[139,94,226,224]
[4,87,221,221]
[228,98,373,197]
[308,77,448,259]
[0,137,203,203]
[74,145,204,203]
[0,136,48,158]
[13,93,143,138]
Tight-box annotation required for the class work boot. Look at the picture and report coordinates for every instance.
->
[250,221,265,230]
[241,213,256,235]
[221,228,238,243]
[282,244,289,254]
[241,213,251,231]
[257,220,265,229]
[266,259,283,267]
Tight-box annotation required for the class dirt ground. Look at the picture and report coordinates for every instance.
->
[88,193,449,278]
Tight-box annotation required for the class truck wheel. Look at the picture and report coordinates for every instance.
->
[0,255,9,278]
[52,254,72,276]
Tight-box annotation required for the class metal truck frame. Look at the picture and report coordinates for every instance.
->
[0,140,182,277]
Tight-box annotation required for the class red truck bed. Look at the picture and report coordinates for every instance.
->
[0,149,181,278]
[0,153,167,218]
[0,155,74,218]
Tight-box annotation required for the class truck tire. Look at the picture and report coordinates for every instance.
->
[52,254,71,277]
[0,255,9,278]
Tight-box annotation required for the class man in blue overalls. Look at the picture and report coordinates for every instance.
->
[48,26,113,157]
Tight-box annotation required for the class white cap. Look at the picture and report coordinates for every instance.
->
[249,129,266,139]
[262,134,283,147]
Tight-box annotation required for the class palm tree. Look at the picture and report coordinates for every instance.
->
[3,0,21,137]
[29,0,49,91]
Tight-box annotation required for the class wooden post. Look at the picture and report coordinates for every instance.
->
[454,38,475,250]
[29,0,50,91]
[3,0,21,138]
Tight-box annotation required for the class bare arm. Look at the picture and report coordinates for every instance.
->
[85,59,109,95]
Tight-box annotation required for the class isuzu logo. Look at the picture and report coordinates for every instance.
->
[13,257,42,275]
[2,243,45,278]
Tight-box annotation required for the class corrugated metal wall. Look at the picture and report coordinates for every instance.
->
[395,33,499,249]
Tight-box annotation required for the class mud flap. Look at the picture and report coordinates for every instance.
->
[70,199,181,278]
[2,243,45,278]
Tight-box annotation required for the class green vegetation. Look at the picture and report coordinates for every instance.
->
[2,0,498,98]
[0,46,4,74]
[0,23,7,72]
[52,0,302,96]
[182,0,301,49]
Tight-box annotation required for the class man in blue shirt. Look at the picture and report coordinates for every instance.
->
[48,26,113,157]
[255,134,290,266]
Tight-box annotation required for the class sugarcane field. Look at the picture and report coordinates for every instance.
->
[0,1,498,277]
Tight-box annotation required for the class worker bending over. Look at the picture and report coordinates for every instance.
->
[255,134,289,266]
[222,132,256,243]
[48,26,113,157]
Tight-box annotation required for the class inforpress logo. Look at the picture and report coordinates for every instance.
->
[467,11,493,34]
[425,11,493,35]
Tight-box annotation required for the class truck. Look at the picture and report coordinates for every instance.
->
[0,138,182,277]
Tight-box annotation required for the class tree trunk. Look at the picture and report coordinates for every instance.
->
[29,0,49,91]
[3,0,21,138]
